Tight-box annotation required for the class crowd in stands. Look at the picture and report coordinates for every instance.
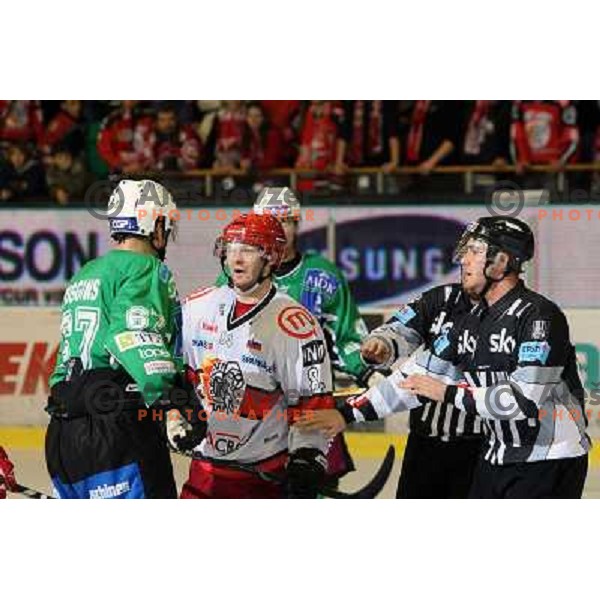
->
[1,100,600,202]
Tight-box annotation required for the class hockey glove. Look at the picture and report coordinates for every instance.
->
[356,366,388,389]
[165,366,208,455]
[166,410,206,455]
[287,448,327,499]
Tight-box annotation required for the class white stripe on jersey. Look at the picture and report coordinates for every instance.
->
[441,403,453,441]
[505,298,522,316]
[515,302,532,318]
[429,402,442,436]
[509,419,521,447]
[456,409,466,435]
[421,401,433,423]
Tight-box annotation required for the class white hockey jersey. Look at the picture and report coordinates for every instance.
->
[181,284,334,466]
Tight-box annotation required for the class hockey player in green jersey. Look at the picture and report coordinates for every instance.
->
[216,187,379,479]
[46,179,203,499]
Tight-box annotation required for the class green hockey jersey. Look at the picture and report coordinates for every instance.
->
[216,251,368,379]
[50,249,181,406]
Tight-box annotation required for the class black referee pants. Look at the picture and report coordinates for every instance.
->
[468,454,588,499]
[396,432,483,499]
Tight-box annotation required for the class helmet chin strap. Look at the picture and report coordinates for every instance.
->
[480,252,510,298]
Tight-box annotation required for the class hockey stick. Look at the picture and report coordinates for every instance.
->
[0,475,53,500]
[321,444,395,499]
[173,445,396,499]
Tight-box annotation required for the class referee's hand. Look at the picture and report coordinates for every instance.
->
[400,374,447,402]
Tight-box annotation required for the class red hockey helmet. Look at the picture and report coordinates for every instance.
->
[214,213,287,269]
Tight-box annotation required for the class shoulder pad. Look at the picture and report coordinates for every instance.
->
[184,286,217,304]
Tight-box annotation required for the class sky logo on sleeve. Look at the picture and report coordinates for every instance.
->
[518,341,551,364]
[394,305,416,325]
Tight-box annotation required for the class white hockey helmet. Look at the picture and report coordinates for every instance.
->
[253,186,301,221]
[107,179,178,239]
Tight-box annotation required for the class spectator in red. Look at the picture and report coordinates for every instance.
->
[260,100,301,165]
[240,102,285,172]
[461,101,511,165]
[294,101,344,192]
[510,100,579,172]
[41,100,86,158]
[0,143,46,201]
[336,101,400,172]
[404,101,462,173]
[0,101,44,147]
[136,103,202,171]
[205,101,247,170]
[46,145,90,205]
[295,101,343,171]
[96,100,153,172]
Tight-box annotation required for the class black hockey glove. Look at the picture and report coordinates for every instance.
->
[287,448,327,499]
[165,366,207,456]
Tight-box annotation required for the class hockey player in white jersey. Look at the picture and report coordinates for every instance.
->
[173,212,335,498]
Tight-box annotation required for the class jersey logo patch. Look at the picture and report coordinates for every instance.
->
[518,341,551,364]
[395,305,417,325]
[277,306,317,339]
[458,330,477,354]
[115,331,163,351]
[531,320,549,340]
[302,339,326,367]
[143,360,176,375]
[192,337,214,351]
[433,333,450,355]
[126,306,150,330]
[304,269,339,297]
[241,354,276,374]
[489,328,516,354]
[200,321,218,334]
[247,338,263,352]
[307,366,326,393]
[202,358,246,415]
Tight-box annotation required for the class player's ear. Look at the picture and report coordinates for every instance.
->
[491,251,509,274]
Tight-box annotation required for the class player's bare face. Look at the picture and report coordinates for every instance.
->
[226,243,266,291]
[459,238,488,295]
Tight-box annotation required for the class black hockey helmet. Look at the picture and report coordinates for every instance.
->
[454,216,534,273]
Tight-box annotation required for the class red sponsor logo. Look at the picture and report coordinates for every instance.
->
[201,321,218,333]
[0,342,58,396]
[277,307,316,339]
[246,339,262,352]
